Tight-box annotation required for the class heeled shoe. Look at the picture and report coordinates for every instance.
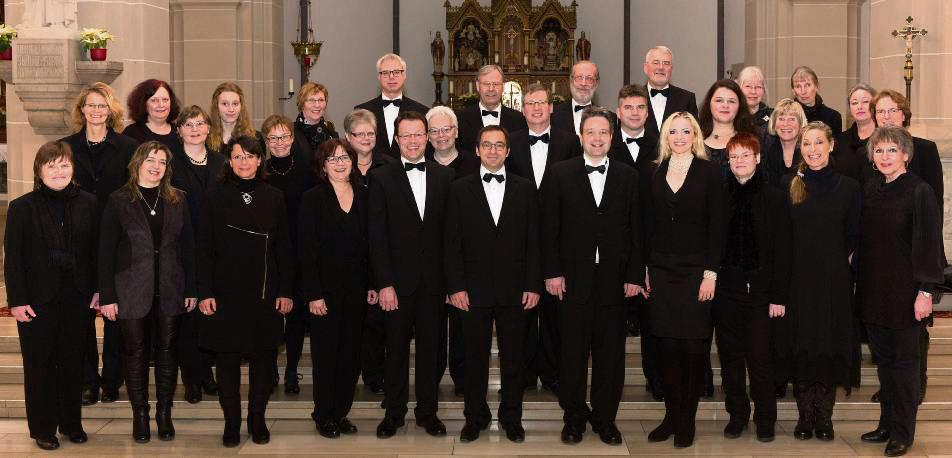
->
[284,372,302,395]
[248,412,270,444]
[132,406,151,444]
[201,378,219,395]
[184,384,202,404]
[156,402,175,441]
[648,418,674,442]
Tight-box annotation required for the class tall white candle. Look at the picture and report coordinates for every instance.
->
[289,78,294,94]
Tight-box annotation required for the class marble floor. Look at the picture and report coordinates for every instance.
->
[0,418,950,456]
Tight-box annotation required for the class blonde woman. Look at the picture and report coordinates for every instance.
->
[207,82,260,152]
[761,98,807,187]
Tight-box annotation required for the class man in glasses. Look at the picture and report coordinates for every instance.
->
[456,64,527,152]
[552,60,613,136]
[369,111,456,439]
[356,53,429,159]
[642,46,698,134]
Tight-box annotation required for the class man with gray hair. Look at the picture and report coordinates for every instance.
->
[356,53,430,159]
[642,46,698,133]
[456,64,527,152]
[551,60,610,136]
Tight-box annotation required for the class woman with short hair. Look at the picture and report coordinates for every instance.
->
[761,98,807,188]
[736,66,773,131]
[292,82,339,161]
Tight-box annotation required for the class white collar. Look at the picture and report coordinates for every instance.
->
[529,125,551,137]
[382,93,403,101]
[621,128,645,141]
[584,155,609,168]
[572,99,592,109]
[478,102,500,113]
[400,156,425,166]
[647,83,671,92]
[480,165,506,178]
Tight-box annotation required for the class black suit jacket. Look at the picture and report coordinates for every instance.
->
[4,188,99,308]
[456,104,528,152]
[98,188,195,320]
[506,127,581,190]
[299,182,369,301]
[608,128,659,247]
[541,157,644,305]
[60,128,138,209]
[354,95,430,159]
[645,84,698,133]
[444,173,541,307]
[368,160,455,296]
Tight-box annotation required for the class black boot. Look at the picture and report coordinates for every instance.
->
[222,417,241,447]
[248,411,270,444]
[154,318,179,441]
[132,405,151,443]
[813,383,836,441]
[156,402,175,441]
[674,353,704,448]
[793,382,815,440]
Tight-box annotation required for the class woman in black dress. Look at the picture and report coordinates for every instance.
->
[736,66,773,131]
[262,114,315,394]
[790,66,842,135]
[291,82,339,159]
[4,142,98,450]
[646,112,728,448]
[59,82,138,406]
[171,105,224,403]
[856,126,943,457]
[832,84,876,184]
[699,79,759,179]
[99,141,196,443]
[761,98,807,188]
[300,138,373,438]
[123,79,182,149]
[776,121,861,442]
[197,135,294,447]
[714,132,791,442]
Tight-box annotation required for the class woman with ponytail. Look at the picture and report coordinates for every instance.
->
[774,121,861,443]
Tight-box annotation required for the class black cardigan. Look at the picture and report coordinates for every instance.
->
[59,128,138,208]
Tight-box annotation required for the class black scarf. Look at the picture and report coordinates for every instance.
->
[724,172,762,272]
[802,164,837,194]
[35,183,80,271]
[295,113,338,150]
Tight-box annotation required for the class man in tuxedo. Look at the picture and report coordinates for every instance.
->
[551,60,607,136]
[456,64,527,152]
[608,84,664,401]
[643,46,698,133]
[542,107,645,445]
[444,125,541,443]
[369,111,456,439]
[355,53,430,159]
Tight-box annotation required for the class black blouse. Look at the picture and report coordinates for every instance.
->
[833,122,872,185]
[760,133,802,188]
[426,148,480,181]
[123,122,180,151]
[798,94,843,135]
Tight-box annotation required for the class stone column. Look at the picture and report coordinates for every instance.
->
[745,0,861,119]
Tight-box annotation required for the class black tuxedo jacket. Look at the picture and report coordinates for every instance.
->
[645,84,698,133]
[444,173,541,307]
[506,127,581,190]
[456,104,528,152]
[368,160,456,296]
[354,95,430,159]
[541,157,644,306]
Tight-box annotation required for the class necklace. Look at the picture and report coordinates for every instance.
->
[669,152,694,174]
[241,191,254,205]
[268,155,294,175]
[187,150,208,165]
[712,129,735,140]
[85,135,105,149]
[140,189,161,216]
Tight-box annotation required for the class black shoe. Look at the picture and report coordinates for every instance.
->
[650,389,665,402]
[862,428,890,443]
[284,372,301,395]
[66,430,88,444]
[885,439,910,457]
[541,380,559,394]
[81,387,99,406]
[626,321,640,337]
[794,417,814,440]
[201,378,219,395]
[366,380,385,395]
[648,418,674,442]
[454,384,465,396]
[500,421,525,443]
[376,416,404,438]
[338,417,357,435]
[776,384,787,399]
[35,437,60,450]
[702,383,715,398]
[248,412,270,444]
[871,390,881,403]
[815,421,835,441]
[560,423,584,444]
[100,386,119,403]
[723,419,747,439]
[416,416,447,437]
[317,420,340,439]
[592,422,623,445]
[222,418,241,447]
[184,384,202,404]
[459,422,482,442]
[156,403,175,441]
[132,407,151,444]
[755,423,775,442]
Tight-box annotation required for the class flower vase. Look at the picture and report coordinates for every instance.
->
[0,48,11,61]
[89,48,107,61]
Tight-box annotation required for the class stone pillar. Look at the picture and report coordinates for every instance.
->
[745,0,861,119]
[171,0,285,127]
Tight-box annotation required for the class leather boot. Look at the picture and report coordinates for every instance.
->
[813,383,836,441]
[793,382,815,440]
[222,417,241,448]
[674,352,703,448]
[132,405,151,443]
[248,411,270,444]
[155,402,175,441]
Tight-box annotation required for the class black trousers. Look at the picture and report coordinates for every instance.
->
[438,304,465,388]
[523,291,560,386]
[216,350,276,420]
[18,285,89,439]
[383,290,442,420]
[658,337,710,438]
[82,313,123,389]
[558,274,627,427]
[118,307,178,409]
[361,304,386,386]
[867,323,921,445]
[176,308,214,386]
[460,304,527,425]
[713,287,776,426]
[284,295,309,378]
[310,288,366,423]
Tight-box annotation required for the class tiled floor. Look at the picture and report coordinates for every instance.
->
[0,418,949,456]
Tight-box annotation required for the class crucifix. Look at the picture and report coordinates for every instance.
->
[891,16,927,103]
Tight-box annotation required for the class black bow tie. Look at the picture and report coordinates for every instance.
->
[481,109,499,118]
[585,164,606,174]
[650,88,670,98]
[382,98,402,107]
[529,133,550,145]
[404,162,425,172]
[574,104,590,112]
[625,137,638,144]
[482,173,505,183]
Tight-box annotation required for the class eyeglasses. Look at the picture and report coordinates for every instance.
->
[479,141,507,151]
[230,154,257,162]
[427,126,456,136]
[872,146,902,157]
[378,69,405,78]
[479,81,503,89]
[84,103,109,111]
[304,97,326,105]
[875,108,901,116]
[349,131,376,139]
[397,133,426,140]
[728,152,756,162]
[523,100,548,108]
[181,121,207,129]
[572,75,597,84]
[266,134,293,143]
[325,155,352,164]
[148,97,170,104]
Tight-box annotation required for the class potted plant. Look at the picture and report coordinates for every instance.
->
[79,28,115,61]
[0,24,17,60]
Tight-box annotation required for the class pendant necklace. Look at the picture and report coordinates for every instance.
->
[141,190,161,216]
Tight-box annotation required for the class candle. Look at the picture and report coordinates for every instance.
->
[469,81,473,93]
[289,78,294,94]
[551,81,556,93]
[449,80,454,93]
[523,54,528,65]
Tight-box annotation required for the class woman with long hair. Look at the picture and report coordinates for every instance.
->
[207,82,260,153]
[123,79,182,149]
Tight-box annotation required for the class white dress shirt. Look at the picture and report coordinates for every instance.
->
[480,165,506,225]
[529,126,551,188]
[584,155,609,263]
[401,157,426,219]
[648,84,670,132]
[382,93,402,145]
[571,99,592,135]
[621,128,645,164]
[479,102,501,127]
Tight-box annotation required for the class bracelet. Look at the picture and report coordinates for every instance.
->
[702,270,718,281]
